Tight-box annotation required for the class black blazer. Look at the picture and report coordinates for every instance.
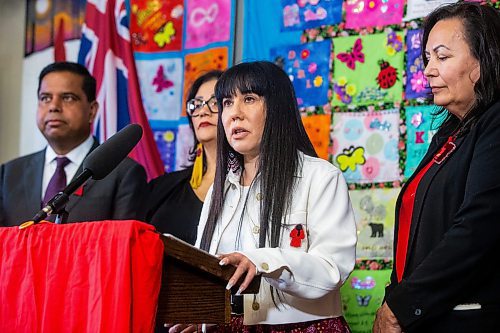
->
[146,166,203,245]
[385,101,500,332]
[0,139,148,226]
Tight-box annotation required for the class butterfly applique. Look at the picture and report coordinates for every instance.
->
[356,294,372,307]
[152,65,174,93]
[153,21,176,48]
[336,146,366,172]
[336,38,365,70]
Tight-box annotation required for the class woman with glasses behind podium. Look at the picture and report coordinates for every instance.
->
[146,70,223,246]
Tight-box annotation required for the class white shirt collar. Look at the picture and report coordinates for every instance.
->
[44,135,94,167]
[225,151,306,187]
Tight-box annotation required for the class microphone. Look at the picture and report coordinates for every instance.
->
[31,124,143,223]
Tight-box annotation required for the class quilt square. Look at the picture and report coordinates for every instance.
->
[404,0,458,21]
[405,29,431,99]
[185,0,232,49]
[349,188,400,258]
[404,105,444,178]
[332,32,404,106]
[152,120,195,172]
[136,57,183,121]
[345,0,404,29]
[280,0,342,31]
[332,109,401,184]
[302,114,331,160]
[130,0,184,52]
[341,269,392,333]
[153,127,178,173]
[183,47,228,116]
[270,40,331,107]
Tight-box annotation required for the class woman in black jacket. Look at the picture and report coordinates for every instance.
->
[374,3,500,333]
[146,70,222,245]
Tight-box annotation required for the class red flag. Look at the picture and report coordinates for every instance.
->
[78,0,164,180]
[54,18,66,62]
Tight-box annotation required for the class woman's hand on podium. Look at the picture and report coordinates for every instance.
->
[166,323,216,332]
[166,323,198,333]
[218,252,258,295]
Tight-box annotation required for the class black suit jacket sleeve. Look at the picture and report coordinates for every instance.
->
[109,158,148,221]
[386,103,500,329]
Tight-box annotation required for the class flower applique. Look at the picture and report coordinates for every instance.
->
[411,112,424,128]
[334,76,357,104]
[410,71,428,93]
[386,31,403,56]
[283,4,300,27]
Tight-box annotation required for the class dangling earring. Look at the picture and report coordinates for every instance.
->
[190,143,203,189]
[227,151,240,173]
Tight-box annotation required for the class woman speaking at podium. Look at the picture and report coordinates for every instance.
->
[192,61,357,332]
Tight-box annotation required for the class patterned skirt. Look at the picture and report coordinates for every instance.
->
[208,316,351,333]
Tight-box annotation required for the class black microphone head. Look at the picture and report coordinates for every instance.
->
[83,124,143,180]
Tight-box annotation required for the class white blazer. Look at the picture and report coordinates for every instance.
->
[196,152,357,325]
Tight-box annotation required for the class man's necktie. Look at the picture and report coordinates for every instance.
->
[43,156,70,207]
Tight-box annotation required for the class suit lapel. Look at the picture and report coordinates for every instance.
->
[405,134,466,261]
[24,151,45,210]
[65,139,99,212]
[393,134,442,248]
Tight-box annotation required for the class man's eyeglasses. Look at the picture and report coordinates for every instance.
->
[186,96,218,117]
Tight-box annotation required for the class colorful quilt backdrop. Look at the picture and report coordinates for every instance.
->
[131,0,235,171]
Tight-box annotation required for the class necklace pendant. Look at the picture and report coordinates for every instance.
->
[252,225,260,234]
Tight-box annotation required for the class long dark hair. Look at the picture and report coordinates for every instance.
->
[185,70,223,168]
[200,61,316,251]
[421,2,500,136]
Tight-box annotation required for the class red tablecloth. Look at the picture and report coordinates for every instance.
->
[0,220,164,333]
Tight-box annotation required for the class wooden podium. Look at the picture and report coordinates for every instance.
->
[156,234,261,324]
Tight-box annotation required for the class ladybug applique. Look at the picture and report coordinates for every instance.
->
[376,60,398,89]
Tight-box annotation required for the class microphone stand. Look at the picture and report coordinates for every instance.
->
[53,194,70,224]
[54,208,69,224]
[32,170,92,224]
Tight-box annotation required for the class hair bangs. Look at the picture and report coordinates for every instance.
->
[216,63,269,100]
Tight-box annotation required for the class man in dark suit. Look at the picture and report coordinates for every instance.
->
[0,62,147,227]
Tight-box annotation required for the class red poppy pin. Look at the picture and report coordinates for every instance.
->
[74,185,84,197]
